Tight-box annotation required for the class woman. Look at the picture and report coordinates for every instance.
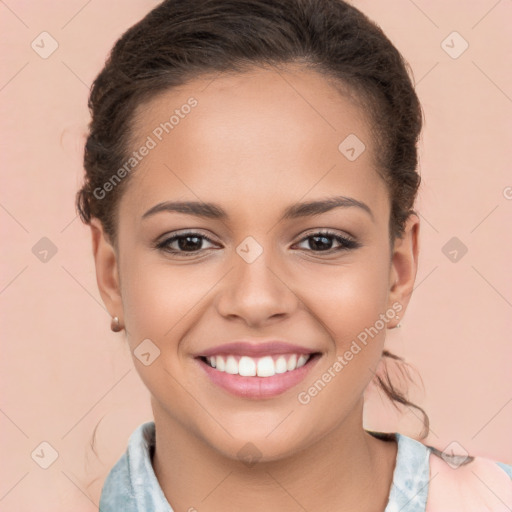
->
[76,0,512,510]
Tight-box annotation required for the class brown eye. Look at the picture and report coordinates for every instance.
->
[295,231,360,253]
[156,232,217,255]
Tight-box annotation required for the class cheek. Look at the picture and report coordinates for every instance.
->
[296,260,391,426]
[118,256,207,406]
[121,243,391,348]
[120,254,215,344]
[293,251,391,406]
[293,252,391,341]
[116,243,392,450]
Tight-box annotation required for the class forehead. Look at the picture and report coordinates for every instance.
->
[120,64,388,220]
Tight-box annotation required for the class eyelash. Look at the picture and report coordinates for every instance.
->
[155,230,361,257]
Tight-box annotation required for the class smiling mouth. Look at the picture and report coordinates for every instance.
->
[197,352,322,377]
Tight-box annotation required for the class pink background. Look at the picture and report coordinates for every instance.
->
[1,1,511,510]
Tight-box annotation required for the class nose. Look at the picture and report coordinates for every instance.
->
[215,242,299,328]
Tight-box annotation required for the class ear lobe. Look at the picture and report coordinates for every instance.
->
[387,214,420,320]
[90,218,123,319]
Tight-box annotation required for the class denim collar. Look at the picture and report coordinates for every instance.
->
[99,421,432,512]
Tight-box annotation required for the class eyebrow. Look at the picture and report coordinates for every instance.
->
[141,195,374,222]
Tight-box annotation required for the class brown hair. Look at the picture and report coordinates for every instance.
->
[78,0,431,439]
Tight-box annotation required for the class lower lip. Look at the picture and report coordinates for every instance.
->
[196,355,320,399]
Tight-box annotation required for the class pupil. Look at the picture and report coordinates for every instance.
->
[310,235,332,251]
[179,236,201,251]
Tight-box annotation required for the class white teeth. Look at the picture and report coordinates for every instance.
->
[225,355,238,374]
[275,356,288,374]
[216,355,225,371]
[257,356,275,377]
[203,353,312,377]
[238,356,256,376]
[297,355,308,368]
[287,354,297,371]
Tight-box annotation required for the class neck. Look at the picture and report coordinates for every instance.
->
[151,398,397,512]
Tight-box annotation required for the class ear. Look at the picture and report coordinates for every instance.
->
[90,218,123,323]
[387,213,420,327]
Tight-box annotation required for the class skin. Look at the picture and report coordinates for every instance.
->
[91,63,419,512]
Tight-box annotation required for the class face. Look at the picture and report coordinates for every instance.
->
[91,64,419,462]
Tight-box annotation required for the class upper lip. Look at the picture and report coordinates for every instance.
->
[196,340,319,358]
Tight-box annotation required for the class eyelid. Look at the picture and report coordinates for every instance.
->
[157,229,218,244]
[297,227,356,241]
[155,228,361,256]
[154,230,219,251]
[293,229,361,251]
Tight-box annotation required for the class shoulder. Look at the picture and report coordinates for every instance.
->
[99,421,173,512]
[425,445,512,511]
[98,450,137,512]
[380,430,512,512]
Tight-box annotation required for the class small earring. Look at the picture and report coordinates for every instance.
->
[395,316,402,329]
[110,316,123,332]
